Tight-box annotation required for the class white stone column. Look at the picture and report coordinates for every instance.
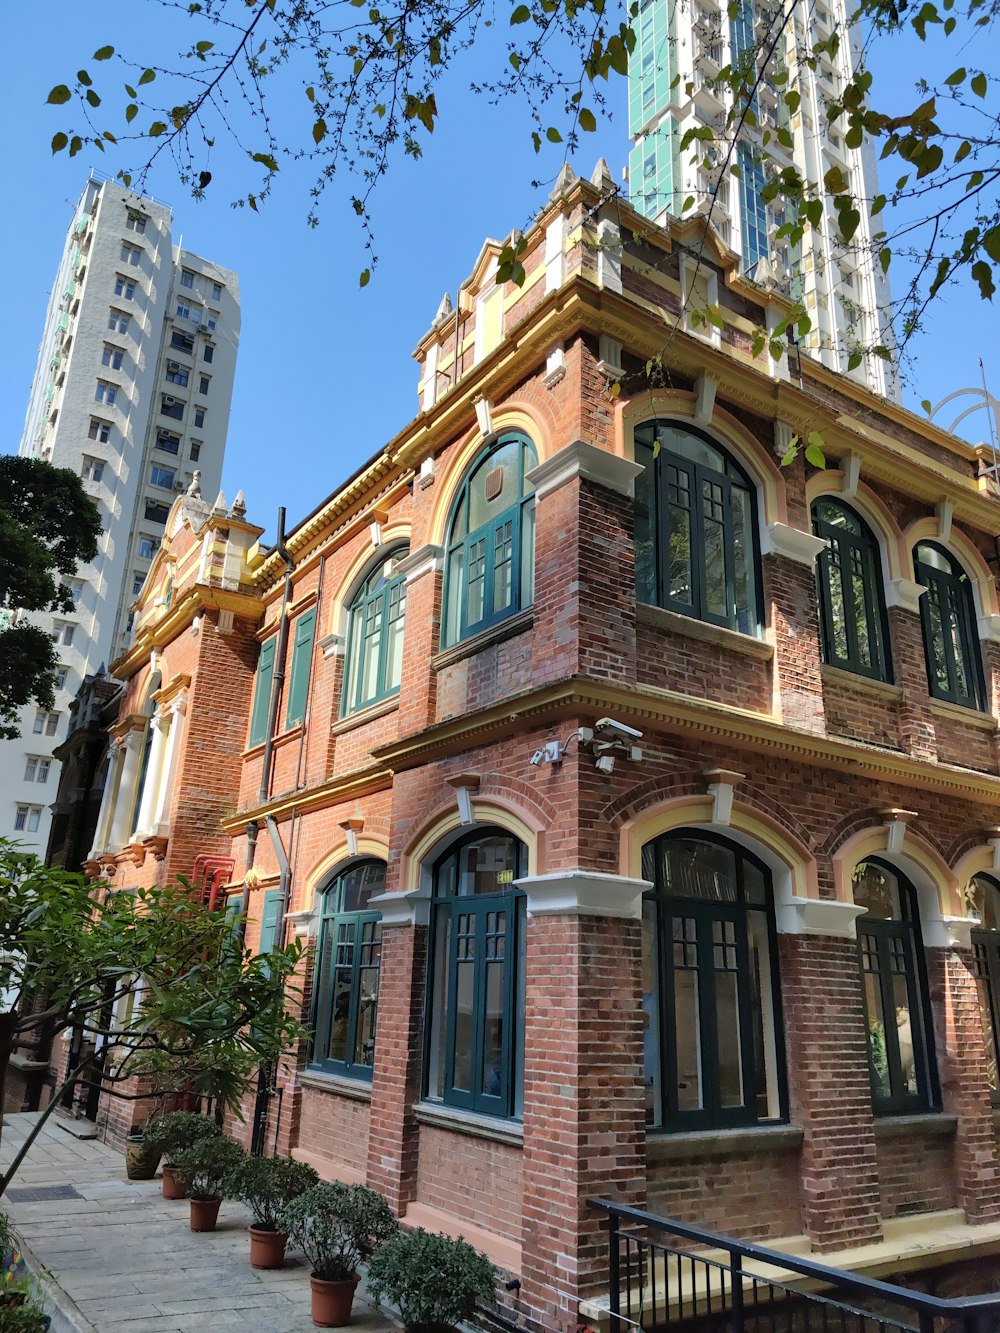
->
[133,708,170,839]
[89,740,124,858]
[108,729,145,850]
[151,692,187,834]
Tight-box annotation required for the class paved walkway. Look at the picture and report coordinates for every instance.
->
[0,1111,401,1332]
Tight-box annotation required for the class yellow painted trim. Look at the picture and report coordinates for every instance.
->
[952,844,1000,904]
[222,764,393,831]
[618,389,787,528]
[806,473,908,583]
[400,796,543,893]
[326,525,412,639]
[832,824,957,916]
[620,794,817,900]
[299,835,391,911]
[904,517,1000,617]
[425,405,553,550]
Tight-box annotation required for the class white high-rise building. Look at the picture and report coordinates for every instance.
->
[6,175,240,852]
[627,0,897,398]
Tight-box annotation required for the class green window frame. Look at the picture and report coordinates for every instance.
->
[310,861,385,1080]
[442,433,538,648]
[634,420,762,635]
[342,548,408,716]
[285,607,316,729]
[641,830,787,1131]
[855,859,938,1116]
[914,541,985,711]
[969,874,1000,1100]
[424,830,527,1118]
[249,637,276,747]
[812,498,892,682]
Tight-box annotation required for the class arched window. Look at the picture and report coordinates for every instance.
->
[425,830,527,1117]
[641,831,786,1130]
[812,498,891,681]
[969,874,1000,1097]
[634,421,762,634]
[442,433,538,647]
[341,547,409,715]
[310,860,386,1079]
[914,541,985,710]
[854,859,938,1114]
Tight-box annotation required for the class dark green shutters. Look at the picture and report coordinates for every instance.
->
[249,637,276,746]
[285,608,316,728]
[258,890,281,954]
[812,499,891,682]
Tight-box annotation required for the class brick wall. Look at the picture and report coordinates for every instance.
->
[299,1086,371,1173]
[415,1127,523,1241]
[647,1146,802,1240]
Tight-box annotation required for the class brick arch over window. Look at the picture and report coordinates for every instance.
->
[300,834,392,917]
[400,785,551,894]
[616,389,787,529]
[951,841,1000,908]
[328,525,412,639]
[830,821,958,929]
[805,474,907,585]
[425,403,554,550]
[904,517,1000,618]
[618,792,819,923]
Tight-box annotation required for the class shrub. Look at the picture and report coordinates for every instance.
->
[142,1111,220,1164]
[224,1155,319,1232]
[0,1307,50,1332]
[172,1136,246,1201]
[281,1183,397,1281]
[366,1228,496,1330]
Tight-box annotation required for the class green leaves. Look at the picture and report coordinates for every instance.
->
[312,118,327,144]
[138,68,156,85]
[359,268,371,287]
[252,151,279,171]
[971,71,987,97]
[510,4,531,21]
[47,85,72,105]
[93,45,114,60]
[578,107,596,133]
[804,431,827,469]
[51,132,68,154]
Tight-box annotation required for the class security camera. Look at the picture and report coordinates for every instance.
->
[594,717,643,743]
[595,754,616,775]
[529,750,545,766]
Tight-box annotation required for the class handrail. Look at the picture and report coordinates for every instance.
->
[588,1198,1000,1320]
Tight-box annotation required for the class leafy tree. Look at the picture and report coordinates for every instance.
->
[0,842,304,1198]
[0,458,102,739]
[44,0,998,359]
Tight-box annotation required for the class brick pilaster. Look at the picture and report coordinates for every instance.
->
[765,553,826,734]
[779,932,883,1248]
[927,945,1000,1221]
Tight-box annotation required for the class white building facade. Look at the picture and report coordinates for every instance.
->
[7,175,240,852]
[627,0,897,397]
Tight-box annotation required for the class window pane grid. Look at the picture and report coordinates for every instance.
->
[813,501,890,682]
[311,861,386,1079]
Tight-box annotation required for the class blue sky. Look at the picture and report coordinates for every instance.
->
[4,2,998,544]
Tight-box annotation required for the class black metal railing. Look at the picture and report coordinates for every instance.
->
[589,1200,1000,1333]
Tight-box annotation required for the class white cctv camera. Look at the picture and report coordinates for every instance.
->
[595,753,616,775]
[529,750,545,766]
[594,717,643,743]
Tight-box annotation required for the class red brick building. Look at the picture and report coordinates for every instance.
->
[84,164,1000,1330]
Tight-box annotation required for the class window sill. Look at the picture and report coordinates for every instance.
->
[330,695,400,737]
[873,1113,957,1140]
[821,664,903,702]
[240,724,303,760]
[300,1069,372,1102]
[647,1123,803,1161]
[929,698,997,731]
[636,602,773,661]
[414,1100,524,1147]
[431,609,534,672]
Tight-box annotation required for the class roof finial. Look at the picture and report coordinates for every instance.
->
[186,470,202,498]
[550,162,578,201]
[433,292,453,325]
[229,489,247,519]
[591,157,615,191]
[212,489,227,516]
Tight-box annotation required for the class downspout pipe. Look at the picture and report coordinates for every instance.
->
[264,813,291,953]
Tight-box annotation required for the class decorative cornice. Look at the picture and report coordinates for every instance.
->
[111,585,263,680]
[526,440,645,501]
[222,764,393,832]
[517,870,651,920]
[779,897,866,939]
[887,577,926,613]
[369,890,430,929]
[397,543,443,584]
[927,915,980,950]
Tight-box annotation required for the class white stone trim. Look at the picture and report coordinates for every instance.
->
[397,543,443,584]
[526,440,644,501]
[886,577,926,613]
[285,908,319,940]
[319,631,344,659]
[544,344,566,388]
[545,215,567,294]
[422,340,439,412]
[979,614,1000,643]
[596,218,623,294]
[926,915,979,950]
[369,890,430,928]
[693,372,717,427]
[841,452,861,500]
[517,870,651,921]
[474,397,493,437]
[778,897,866,939]
[597,335,624,379]
[761,522,827,565]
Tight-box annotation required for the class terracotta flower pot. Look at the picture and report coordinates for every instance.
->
[161,1165,188,1200]
[309,1273,359,1328]
[125,1136,161,1181]
[249,1225,288,1269]
[189,1196,222,1232]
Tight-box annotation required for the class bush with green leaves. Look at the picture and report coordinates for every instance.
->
[0,1307,50,1333]
[366,1228,496,1331]
[281,1183,397,1281]
[224,1155,319,1232]
[142,1112,220,1165]
[172,1136,246,1202]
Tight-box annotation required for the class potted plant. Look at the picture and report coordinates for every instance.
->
[224,1155,319,1269]
[172,1136,246,1232]
[124,1122,162,1181]
[366,1228,496,1332]
[281,1183,397,1328]
[143,1111,220,1199]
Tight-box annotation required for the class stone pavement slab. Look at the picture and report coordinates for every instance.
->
[1,1112,403,1333]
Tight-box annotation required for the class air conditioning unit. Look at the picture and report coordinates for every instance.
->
[167,360,180,372]
[163,395,176,406]
[174,479,185,491]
